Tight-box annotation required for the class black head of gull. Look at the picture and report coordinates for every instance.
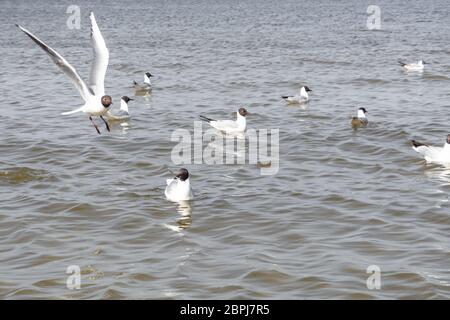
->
[359,107,367,114]
[101,95,112,108]
[446,134,450,144]
[145,72,153,78]
[175,168,189,181]
[304,86,312,92]
[238,108,249,117]
[121,96,134,103]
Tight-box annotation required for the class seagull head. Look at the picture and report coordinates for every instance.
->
[238,108,249,117]
[175,168,189,181]
[357,107,367,118]
[121,96,134,103]
[447,134,450,144]
[101,95,112,108]
[145,72,153,78]
[303,86,312,92]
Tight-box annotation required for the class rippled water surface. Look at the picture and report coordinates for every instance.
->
[1,0,450,299]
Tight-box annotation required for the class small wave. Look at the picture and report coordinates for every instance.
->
[422,74,450,81]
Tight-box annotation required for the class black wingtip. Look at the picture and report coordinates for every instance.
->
[411,140,426,148]
[199,115,212,123]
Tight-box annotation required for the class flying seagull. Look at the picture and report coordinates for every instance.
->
[17,12,114,134]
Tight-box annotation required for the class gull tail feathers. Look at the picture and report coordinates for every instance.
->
[411,140,428,148]
[62,106,84,115]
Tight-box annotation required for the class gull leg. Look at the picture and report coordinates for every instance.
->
[100,116,110,132]
[89,116,101,134]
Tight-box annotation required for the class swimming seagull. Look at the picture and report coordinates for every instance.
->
[105,96,133,121]
[16,13,113,134]
[411,135,450,164]
[133,72,153,93]
[200,108,249,133]
[351,107,368,129]
[282,86,312,104]
[165,168,194,202]
[398,60,426,71]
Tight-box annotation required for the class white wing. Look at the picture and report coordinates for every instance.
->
[413,145,443,161]
[88,12,109,97]
[165,179,178,200]
[210,120,239,131]
[17,24,92,102]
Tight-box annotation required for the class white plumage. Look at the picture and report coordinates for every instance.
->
[399,60,425,71]
[17,13,113,134]
[282,86,312,104]
[165,168,193,202]
[412,135,450,164]
[200,108,248,133]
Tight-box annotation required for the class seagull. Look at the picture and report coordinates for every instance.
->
[351,107,368,129]
[398,60,426,71]
[133,72,153,94]
[282,86,312,104]
[200,107,248,133]
[411,135,450,164]
[105,96,133,121]
[17,13,113,134]
[165,168,193,202]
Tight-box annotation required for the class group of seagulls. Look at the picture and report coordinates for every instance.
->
[16,12,450,204]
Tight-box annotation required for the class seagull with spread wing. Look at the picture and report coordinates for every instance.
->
[17,12,113,134]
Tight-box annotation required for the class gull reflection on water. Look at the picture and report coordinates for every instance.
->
[203,131,247,164]
[164,200,193,233]
[105,119,131,134]
[422,164,450,208]
[423,164,450,186]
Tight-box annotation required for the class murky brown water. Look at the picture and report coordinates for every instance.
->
[1,0,450,299]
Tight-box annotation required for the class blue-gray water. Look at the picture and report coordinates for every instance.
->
[1,0,450,299]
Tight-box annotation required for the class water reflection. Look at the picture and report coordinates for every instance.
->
[286,100,309,109]
[175,200,192,228]
[423,164,450,186]
[134,91,152,98]
[164,201,192,233]
[107,120,131,133]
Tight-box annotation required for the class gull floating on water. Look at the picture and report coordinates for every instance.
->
[200,108,248,133]
[351,107,368,129]
[282,86,312,104]
[133,72,153,94]
[165,168,194,202]
[398,60,426,71]
[17,13,115,134]
[105,96,133,121]
[411,135,450,164]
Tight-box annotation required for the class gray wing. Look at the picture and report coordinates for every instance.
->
[88,12,109,96]
[105,110,130,121]
[16,24,92,102]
